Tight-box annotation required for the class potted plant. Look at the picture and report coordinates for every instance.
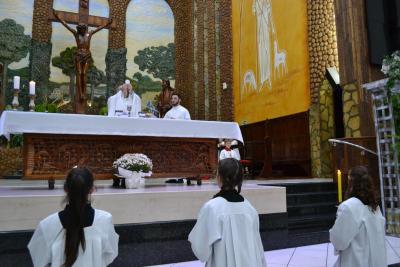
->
[382,50,400,92]
[113,153,153,188]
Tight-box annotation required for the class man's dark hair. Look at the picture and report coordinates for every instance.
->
[171,92,181,99]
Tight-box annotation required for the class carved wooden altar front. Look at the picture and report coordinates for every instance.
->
[23,134,217,180]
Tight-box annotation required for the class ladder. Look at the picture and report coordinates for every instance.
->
[364,79,400,235]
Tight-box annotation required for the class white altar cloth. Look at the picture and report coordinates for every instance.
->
[0,111,243,143]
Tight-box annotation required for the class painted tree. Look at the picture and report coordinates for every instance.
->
[87,65,105,101]
[52,47,77,101]
[134,43,175,81]
[0,19,31,110]
[132,72,162,96]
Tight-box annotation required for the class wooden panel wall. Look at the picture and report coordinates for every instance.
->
[334,0,384,137]
[240,112,311,178]
[334,0,383,86]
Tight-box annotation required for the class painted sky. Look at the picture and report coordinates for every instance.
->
[0,0,174,83]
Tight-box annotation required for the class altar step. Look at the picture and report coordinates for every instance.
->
[267,181,338,235]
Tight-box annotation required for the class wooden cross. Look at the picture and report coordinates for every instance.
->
[49,0,115,29]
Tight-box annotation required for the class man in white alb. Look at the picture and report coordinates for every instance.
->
[163,93,191,120]
[107,80,141,117]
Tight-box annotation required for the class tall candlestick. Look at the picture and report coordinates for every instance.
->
[11,89,19,110]
[337,169,342,203]
[29,81,36,95]
[13,76,20,90]
[29,95,36,112]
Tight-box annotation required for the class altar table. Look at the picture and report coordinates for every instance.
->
[0,111,243,180]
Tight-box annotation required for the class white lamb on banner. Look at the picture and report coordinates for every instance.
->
[241,70,258,100]
[274,40,288,78]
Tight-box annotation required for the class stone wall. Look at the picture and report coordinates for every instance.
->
[309,104,322,177]
[342,83,361,137]
[307,0,339,177]
[307,0,339,104]
[309,79,335,178]
[319,80,335,177]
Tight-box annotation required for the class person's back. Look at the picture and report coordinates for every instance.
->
[30,209,118,267]
[329,166,386,267]
[188,159,266,267]
[28,167,119,267]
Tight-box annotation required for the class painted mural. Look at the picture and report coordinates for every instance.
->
[0,0,174,113]
[233,0,310,125]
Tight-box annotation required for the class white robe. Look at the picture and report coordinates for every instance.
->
[107,91,141,117]
[219,149,240,161]
[329,197,386,267]
[28,209,119,267]
[188,197,266,267]
[163,105,191,120]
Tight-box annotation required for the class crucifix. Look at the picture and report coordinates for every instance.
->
[50,0,114,114]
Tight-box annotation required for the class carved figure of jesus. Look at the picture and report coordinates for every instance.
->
[53,10,112,113]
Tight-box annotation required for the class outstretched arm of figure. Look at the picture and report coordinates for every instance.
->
[90,18,113,35]
[53,10,76,34]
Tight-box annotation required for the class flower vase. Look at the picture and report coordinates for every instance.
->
[126,172,141,189]
[118,167,141,189]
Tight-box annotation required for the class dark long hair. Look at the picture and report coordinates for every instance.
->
[218,158,244,193]
[63,167,94,267]
[345,166,379,211]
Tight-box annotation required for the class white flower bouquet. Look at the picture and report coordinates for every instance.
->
[382,50,400,90]
[113,153,153,188]
[113,153,153,174]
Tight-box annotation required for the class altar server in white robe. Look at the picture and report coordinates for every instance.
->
[163,92,191,120]
[108,80,141,117]
[219,139,240,161]
[28,167,119,267]
[189,158,266,267]
[329,166,386,267]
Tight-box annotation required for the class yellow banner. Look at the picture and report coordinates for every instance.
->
[233,0,310,125]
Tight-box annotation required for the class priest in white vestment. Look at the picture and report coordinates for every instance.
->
[108,81,141,117]
[329,166,386,267]
[163,93,191,120]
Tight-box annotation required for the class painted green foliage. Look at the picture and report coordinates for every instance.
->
[0,19,31,108]
[132,72,161,96]
[134,43,175,81]
[51,47,76,100]
[87,65,105,101]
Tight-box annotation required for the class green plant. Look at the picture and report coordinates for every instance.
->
[382,50,400,92]
[9,134,23,148]
[35,103,58,113]
[99,106,108,116]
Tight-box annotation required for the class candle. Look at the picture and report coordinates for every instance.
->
[13,76,20,90]
[337,169,342,203]
[29,81,36,95]
[125,79,130,84]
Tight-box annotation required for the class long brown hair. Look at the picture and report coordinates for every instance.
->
[63,167,94,267]
[218,158,244,193]
[345,166,379,211]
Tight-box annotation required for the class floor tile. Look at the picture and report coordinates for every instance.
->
[387,240,400,265]
[326,243,338,267]
[265,247,295,265]
[387,236,400,248]
[288,248,327,267]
